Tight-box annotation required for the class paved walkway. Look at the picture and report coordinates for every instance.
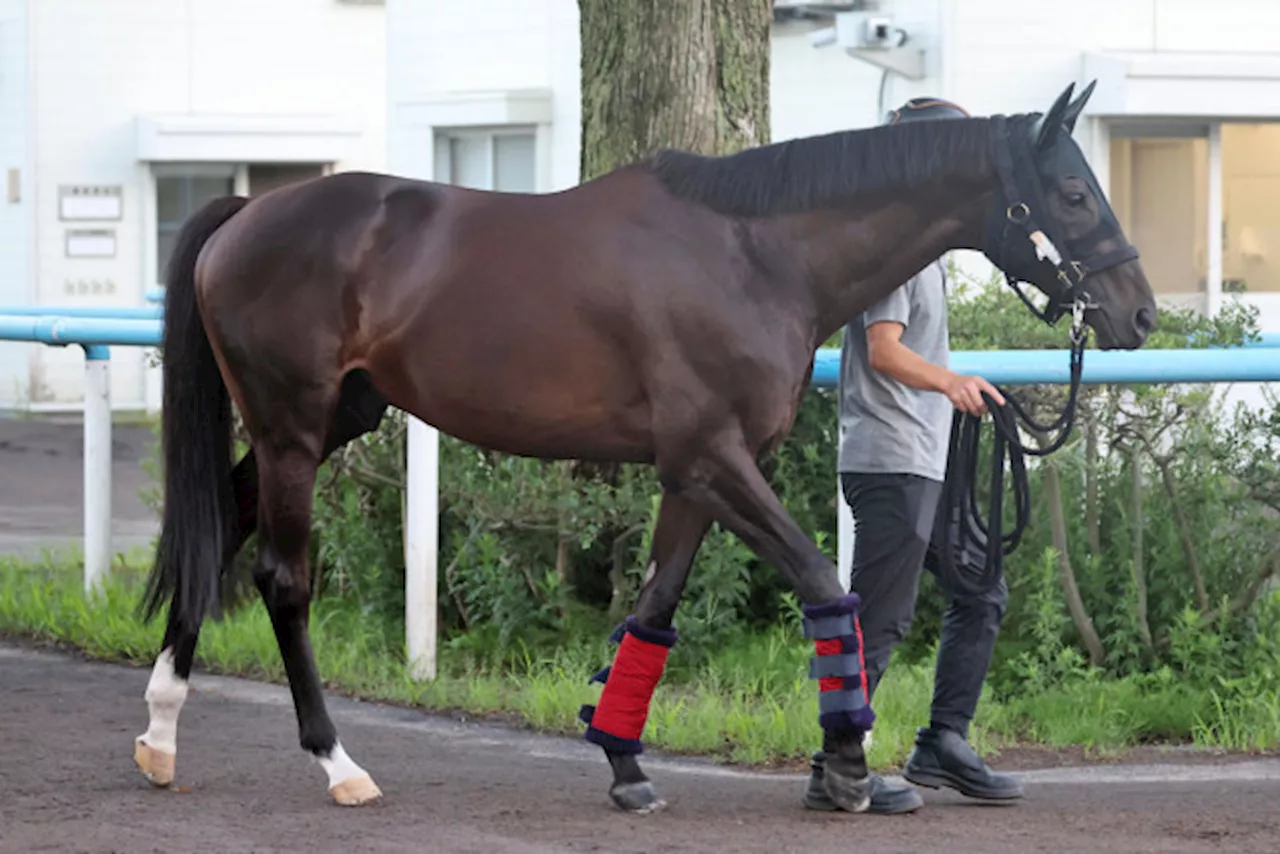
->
[0,417,158,559]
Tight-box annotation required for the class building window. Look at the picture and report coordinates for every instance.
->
[1221,123,1280,294]
[1109,128,1209,309]
[154,162,329,284]
[248,163,326,197]
[433,127,536,192]
[155,166,236,282]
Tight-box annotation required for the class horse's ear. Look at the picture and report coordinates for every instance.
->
[1033,83,1075,150]
[1061,79,1096,134]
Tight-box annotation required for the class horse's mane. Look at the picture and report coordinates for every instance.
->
[646,115,1028,218]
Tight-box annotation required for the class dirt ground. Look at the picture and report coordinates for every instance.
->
[2,417,1279,852]
[3,641,1280,854]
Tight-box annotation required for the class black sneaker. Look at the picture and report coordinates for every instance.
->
[804,752,924,815]
[902,727,1024,801]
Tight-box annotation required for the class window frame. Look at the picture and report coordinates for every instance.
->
[149,163,240,289]
[432,125,541,192]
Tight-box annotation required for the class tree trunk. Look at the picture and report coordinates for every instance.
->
[1154,454,1209,613]
[579,0,771,182]
[1129,445,1152,650]
[1036,434,1106,667]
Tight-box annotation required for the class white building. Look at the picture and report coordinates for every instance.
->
[0,0,386,411]
[4,0,1280,409]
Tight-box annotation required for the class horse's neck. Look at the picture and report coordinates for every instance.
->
[763,173,997,345]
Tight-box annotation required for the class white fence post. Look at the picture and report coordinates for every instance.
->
[404,416,439,680]
[82,346,112,594]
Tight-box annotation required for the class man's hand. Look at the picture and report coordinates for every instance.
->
[942,372,1005,416]
[865,321,1007,416]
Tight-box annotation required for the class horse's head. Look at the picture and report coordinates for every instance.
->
[983,82,1156,350]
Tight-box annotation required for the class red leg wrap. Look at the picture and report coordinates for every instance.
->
[581,624,673,754]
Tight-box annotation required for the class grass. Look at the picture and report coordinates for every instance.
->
[2,555,1276,770]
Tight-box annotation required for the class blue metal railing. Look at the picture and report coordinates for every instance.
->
[0,315,162,348]
[809,344,1280,388]
[2,303,1280,387]
[0,305,162,320]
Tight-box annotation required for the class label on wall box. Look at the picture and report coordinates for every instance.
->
[58,185,123,221]
[65,229,117,259]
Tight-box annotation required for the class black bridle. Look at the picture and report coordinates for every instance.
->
[931,116,1140,596]
[985,114,1140,327]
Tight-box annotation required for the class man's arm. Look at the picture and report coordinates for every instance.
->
[862,287,1005,416]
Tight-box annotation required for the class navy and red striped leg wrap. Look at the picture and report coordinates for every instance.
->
[578,615,677,755]
[803,592,875,735]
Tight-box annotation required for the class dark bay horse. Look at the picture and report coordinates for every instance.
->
[132,81,1155,814]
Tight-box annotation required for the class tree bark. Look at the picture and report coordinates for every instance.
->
[579,0,772,182]
[1153,454,1209,613]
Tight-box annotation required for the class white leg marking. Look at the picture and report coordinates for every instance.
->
[319,741,382,805]
[317,741,369,789]
[138,647,189,755]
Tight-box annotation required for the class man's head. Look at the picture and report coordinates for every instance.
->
[883,97,970,126]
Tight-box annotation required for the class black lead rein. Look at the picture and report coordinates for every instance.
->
[933,320,1085,597]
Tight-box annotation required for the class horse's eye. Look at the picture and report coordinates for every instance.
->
[1065,192,1086,208]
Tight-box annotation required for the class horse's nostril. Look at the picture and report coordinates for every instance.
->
[1134,306,1155,335]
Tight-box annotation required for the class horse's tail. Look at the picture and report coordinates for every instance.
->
[140,195,251,634]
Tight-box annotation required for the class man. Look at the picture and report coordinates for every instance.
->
[804,97,1026,815]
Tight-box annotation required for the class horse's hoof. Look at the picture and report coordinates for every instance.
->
[822,763,871,813]
[329,773,383,806]
[134,738,176,788]
[609,780,667,814]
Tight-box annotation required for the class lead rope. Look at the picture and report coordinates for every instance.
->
[933,302,1088,597]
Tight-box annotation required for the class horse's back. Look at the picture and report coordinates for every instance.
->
[189,166,796,461]
[190,169,668,458]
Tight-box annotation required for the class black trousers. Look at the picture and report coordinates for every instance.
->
[841,471,1007,738]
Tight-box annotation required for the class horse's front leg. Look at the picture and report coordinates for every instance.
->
[580,492,711,814]
[681,433,873,813]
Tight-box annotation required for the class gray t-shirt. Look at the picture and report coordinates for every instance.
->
[837,258,952,483]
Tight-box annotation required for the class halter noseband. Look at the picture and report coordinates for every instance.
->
[985,115,1140,338]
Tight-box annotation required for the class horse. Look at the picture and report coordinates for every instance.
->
[131,80,1154,815]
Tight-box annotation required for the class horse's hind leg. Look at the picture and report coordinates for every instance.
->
[135,371,386,793]
[135,454,259,789]
[582,492,711,813]
[251,429,381,806]
[134,615,200,786]
[248,376,389,806]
